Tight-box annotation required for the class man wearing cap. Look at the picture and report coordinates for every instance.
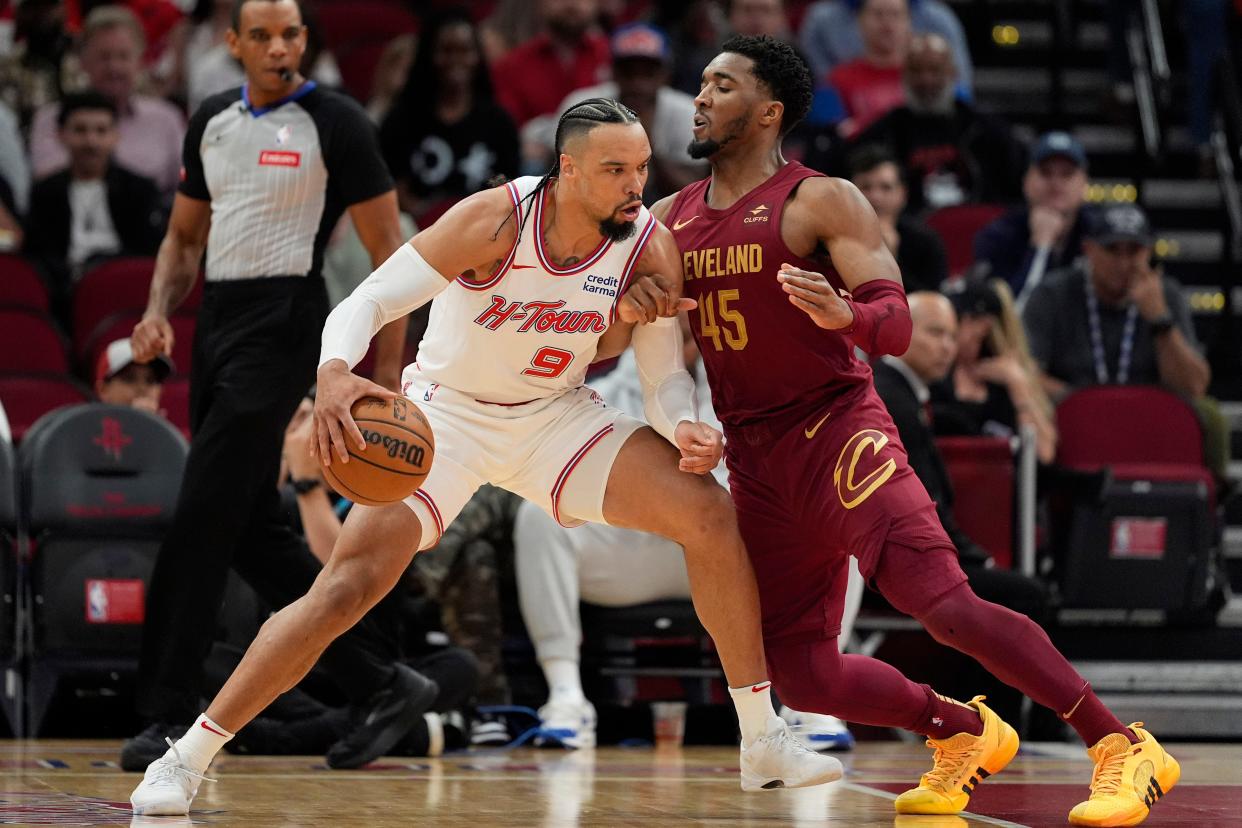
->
[95,337,173,414]
[1020,203,1209,403]
[553,22,705,201]
[973,131,1098,298]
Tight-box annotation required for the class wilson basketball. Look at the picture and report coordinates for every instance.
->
[323,396,435,506]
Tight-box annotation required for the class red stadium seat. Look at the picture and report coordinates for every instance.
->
[936,436,1014,569]
[72,257,157,343]
[1056,386,1204,469]
[0,309,70,374]
[315,2,419,100]
[925,204,1007,279]
[0,376,91,443]
[78,312,194,381]
[0,254,50,312]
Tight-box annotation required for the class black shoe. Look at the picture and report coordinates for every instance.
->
[120,721,190,772]
[325,664,438,769]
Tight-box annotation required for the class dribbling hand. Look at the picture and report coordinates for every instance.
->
[131,314,175,363]
[674,420,723,475]
[777,264,855,331]
[618,274,697,324]
[313,359,400,465]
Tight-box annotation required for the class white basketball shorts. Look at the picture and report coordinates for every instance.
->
[400,370,646,551]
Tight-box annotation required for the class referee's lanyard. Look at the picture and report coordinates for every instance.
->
[1084,269,1138,385]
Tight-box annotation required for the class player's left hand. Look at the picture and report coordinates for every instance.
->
[777,264,855,331]
[618,274,697,324]
[674,420,723,475]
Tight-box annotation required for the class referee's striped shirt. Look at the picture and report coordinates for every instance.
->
[180,82,393,282]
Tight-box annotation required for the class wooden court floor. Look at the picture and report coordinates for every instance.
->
[0,740,1236,827]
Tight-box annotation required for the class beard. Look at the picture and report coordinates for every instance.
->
[905,82,957,116]
[686,113,749,160]
[599,216,638,242]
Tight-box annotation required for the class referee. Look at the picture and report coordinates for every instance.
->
[125,0,426,771]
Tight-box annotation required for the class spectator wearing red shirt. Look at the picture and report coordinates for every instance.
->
[828,0,909,138]
[491,0,610,128]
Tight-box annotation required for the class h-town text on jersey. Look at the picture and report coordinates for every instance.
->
[473,296,609,334]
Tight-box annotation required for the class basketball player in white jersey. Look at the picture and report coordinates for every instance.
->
[132,99,843,815]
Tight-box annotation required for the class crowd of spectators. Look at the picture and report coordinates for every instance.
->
[0,0,1228,750]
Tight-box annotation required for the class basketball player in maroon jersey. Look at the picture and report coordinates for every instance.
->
[628,36,1178,826]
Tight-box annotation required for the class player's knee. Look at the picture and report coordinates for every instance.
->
[313,567,376,629]
[675,480,736,545]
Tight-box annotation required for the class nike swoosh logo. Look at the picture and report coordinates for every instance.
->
[751,682,772,693]
[672,216,700,231]
[805,412,831,439]
[201,721,229,737]
[511,264,536,269]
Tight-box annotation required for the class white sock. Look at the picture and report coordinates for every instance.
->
[171,714,234,773]
[729,681,777,747]
[542,658,585,705]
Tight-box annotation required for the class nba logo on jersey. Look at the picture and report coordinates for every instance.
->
[275,124,292,145]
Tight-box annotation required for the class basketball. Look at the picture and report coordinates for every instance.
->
[322,396,435,506]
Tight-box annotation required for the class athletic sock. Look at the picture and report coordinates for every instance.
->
[541,658,585,706]
[728,681,777,746]
[1060,683,1138,746]
[915,687,984,739]
[172,713,234,773]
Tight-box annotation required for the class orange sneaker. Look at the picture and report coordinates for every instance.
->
[1068,724,1179,827]
[894,696,1019,815]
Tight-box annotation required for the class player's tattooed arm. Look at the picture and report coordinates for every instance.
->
[618,221,696,323]
[409,186,519,281]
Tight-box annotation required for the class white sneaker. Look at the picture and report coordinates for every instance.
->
[740,717,845,792]
[534,698,597,749]
[779,706,856,752]
[130,739,214,816]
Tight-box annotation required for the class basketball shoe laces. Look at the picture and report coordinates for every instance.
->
[1085,744,1128,799]
[921,739,977,791]
[149,738,216,790]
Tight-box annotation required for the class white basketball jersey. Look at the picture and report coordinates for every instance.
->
[410,177,656,404]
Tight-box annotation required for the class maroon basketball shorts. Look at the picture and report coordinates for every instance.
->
[724,386,965,644]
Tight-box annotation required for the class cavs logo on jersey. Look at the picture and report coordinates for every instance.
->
[833,429,897,509]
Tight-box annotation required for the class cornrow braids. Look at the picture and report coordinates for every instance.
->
[497,97,640,240]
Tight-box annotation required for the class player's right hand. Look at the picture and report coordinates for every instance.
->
[674,420,723,475]
[618,274,697,323]
[313,359,400,465]
[131,314,174,363]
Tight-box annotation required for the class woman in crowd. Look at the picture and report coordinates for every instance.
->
[380,8,519,227]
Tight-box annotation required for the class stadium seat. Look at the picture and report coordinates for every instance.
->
[71,257,157,343]
[0,309,70,374]
[315,2,419,101]
[925,204,1007,279]
[1054,386,1217,612]
[0,377,90,443]
[78,311,194,380]
[0,254,50,313]
[936,436,1015,569]
[17,404,187,734]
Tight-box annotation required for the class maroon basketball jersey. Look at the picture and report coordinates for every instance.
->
[666,162,872,428]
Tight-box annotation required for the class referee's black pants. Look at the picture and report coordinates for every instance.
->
[137,276,396,724]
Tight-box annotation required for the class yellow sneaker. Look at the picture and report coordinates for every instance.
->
[1068,724,1180,827]
[893,696,1019,815]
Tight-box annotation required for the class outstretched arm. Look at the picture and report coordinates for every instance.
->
[778,177,912,357]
